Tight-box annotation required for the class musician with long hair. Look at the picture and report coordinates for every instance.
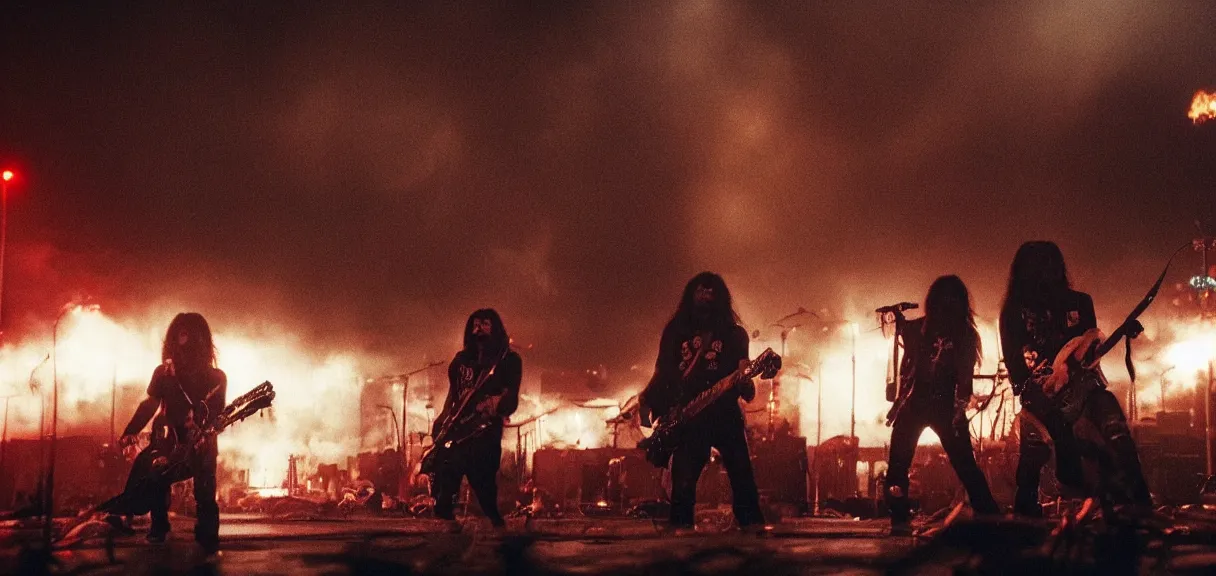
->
[640,272,764,532]
[429,308,522,529]
[119,312,227,553]
[999,241,1150,518]
[884,275,1000,534]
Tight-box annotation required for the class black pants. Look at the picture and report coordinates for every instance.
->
[146,446,219,549]
[1016,391,1083,517]
[884,399,999,524]
[431,432,504,526]
[669,415,763,528]
[1016,383,1150,517]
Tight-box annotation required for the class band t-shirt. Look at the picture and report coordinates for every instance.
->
[999,290,1097,392]
[645,323,752,423]
[899,317,976,405]
[436,349,522,436]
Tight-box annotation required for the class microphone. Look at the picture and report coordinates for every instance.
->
[875,302,919,314]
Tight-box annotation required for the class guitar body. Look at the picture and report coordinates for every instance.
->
[418,413,497,476]
[1030,329,1107,423]
[637,348,781,469]
[639,421,681,467]
[97,441,196,515]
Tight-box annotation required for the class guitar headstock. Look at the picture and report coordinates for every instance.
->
[229,381,274,409]
[212,381,275,432]
[745,348,782,379]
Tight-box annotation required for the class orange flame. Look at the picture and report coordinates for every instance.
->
[513,393,619,449]
[1129,317,1216,415]
[1190,90,1216,125]
[0,308,377,491]
[783,319,1010,448]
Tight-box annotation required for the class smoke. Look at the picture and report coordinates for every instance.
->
[1,1,1214,396]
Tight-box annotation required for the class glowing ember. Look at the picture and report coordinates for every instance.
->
[1190,90,1216,125]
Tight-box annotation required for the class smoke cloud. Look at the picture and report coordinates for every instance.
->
[1,1,1214,395]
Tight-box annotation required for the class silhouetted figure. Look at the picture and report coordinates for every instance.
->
[884,276,1000,534]
[999,241,1150,518]
[119,313,227,553]
[429,309,522,528]
[640,272,764,530]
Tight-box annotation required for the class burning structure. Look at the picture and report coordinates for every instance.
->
[1,292,1214,519]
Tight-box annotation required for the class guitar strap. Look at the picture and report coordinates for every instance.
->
[166,367,222,432]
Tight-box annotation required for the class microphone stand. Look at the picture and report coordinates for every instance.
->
[878,308,911,409]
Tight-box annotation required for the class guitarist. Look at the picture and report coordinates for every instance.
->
[118,313,227,553]
[429,308,521,529]
[999,241,1150,518]
[883,276,999,535]
[639,272,764,532]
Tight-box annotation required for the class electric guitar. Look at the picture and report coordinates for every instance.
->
[1023,328,1119,421]
[96,381,276,515]
[638,348,781,468]
[54,381,274,546]
[1025,241,1192,418]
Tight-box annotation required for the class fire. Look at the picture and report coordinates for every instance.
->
[1190,90,1216,125]
[1126,317,1216,416]
[785,318,1010,448]
[512,393,618,449]
[0,308,377,492]
[211,340,362,489]
[0,306,161,437]
[1162,321,1216,377]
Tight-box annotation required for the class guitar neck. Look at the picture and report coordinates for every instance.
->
[1092,326,1128,362]
[678,367,744,420]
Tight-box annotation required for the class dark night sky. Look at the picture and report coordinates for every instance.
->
[2,2,1214,382]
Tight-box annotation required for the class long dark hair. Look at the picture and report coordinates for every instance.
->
[162,312,217,372]
[667,272,741,334]
[462,308,510,355]
[923,275,982,362]
[1000,241,1072,319]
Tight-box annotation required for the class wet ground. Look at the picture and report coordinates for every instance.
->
[2,511,1215,575]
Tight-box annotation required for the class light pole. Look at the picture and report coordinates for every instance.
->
[801,314,858,440]
[1160,366,1175,414]
[44,301,98,545]
[378,403,404,501]
[1189,86,1216,470]
[378,404,402,453]
[850,322,859,440]
[27,354,47,515]
[0,393,16,504]
[0,169,14,333]
[1189,231,1216,474]
[395,360,443,469]
[769,324,795,437]
[110,364,117,447]
[769,308,816,439]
